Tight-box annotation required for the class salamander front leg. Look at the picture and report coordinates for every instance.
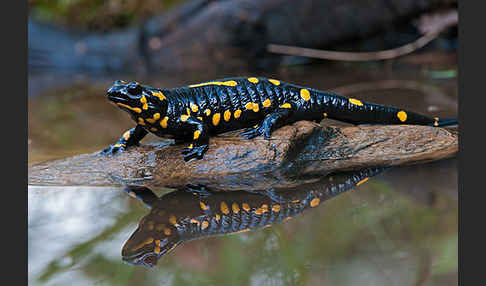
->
[239,103,294,140]
[101,125,148,155]
[180,117,210,161]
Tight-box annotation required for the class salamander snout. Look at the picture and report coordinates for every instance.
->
[107,81,143,102]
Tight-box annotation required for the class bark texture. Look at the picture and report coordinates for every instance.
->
[28,121,458,190]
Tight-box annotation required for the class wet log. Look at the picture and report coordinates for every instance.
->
[28,121,458,190]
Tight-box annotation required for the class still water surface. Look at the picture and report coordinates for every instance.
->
[28,59,457,285]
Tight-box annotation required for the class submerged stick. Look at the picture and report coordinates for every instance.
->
[28,121,458,190]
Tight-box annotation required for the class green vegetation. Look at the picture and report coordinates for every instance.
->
[29,0,186,31]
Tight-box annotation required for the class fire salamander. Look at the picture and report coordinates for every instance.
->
[102,77,458,161]
[121,167,385,267]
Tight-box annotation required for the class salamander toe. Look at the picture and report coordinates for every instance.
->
[101,143,126,155]
[182,145,209,161]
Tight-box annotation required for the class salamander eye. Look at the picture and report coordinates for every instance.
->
[127,82,142,95]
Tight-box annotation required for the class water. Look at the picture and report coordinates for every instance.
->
[28,57,458,285]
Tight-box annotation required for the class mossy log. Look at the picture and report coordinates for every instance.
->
[28,121,458,190]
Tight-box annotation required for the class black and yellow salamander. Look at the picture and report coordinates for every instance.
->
[102,77,458,161]
[121,167,385,267]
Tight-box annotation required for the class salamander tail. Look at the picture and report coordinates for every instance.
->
[430,118,458,127]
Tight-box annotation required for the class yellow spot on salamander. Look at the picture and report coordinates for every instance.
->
[215,214,221,221]
[433,117,439,126]
[140,96,148,110]
[268,79,280,85]
[232,203,240,213]
[152,91,166,101]
[310,198,320,207]
[261,204,269,213]
[349,98,363,106]
[154,246,160,254]
[272,205,281,212]
[150,127,157,132]
[190,103,199,112]
[245,102,260,112]
[205,109,211,116]
[224,110,231,121]
[160,116,168,128]
[248,77,259,83]
[356,177,369,186]
[197,116,203,121]
[113,144,125,148]
[242,203,250,211]
[300,89,310,101]
[138,118,146,125]
[188,144,193,149]
[253,104,260,112]
[233,228,250,234]
[189,80,238,88]
[132,237,154,251]
[123,130,131,140]
[200,201,208,211]
[397,111,407,122]
[280,103,291,109]
[193,130,201,140]
[180,115,190,122]
[186,108,191,116]
[163,228,171,235]
[263,98,271,107]
[190,219,200,225]
[146,113,160,124]
[220,202,229,214]
[117,103,142,114]
[169,215,179,227]
[212,113,221,126]
[254,204,269,215]
[201,221,209,230]
[234,109,242,118]
[323,112,328,117]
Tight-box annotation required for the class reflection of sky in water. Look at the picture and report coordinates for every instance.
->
[28,186,128,285]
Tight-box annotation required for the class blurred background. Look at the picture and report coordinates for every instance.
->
[28,0,458,285]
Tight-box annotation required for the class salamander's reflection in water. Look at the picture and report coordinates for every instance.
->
[121,167,386,267]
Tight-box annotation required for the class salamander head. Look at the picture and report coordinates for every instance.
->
[107,80,167,121]
[121,212,180,268]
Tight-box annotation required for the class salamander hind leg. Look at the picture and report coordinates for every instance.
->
[239,103,295,140]
[101,125,148,155]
